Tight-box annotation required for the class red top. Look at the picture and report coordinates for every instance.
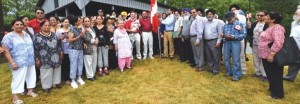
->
[28,18,46,34]
[124,19,140,33]
[139,18,152,31]
[258,24,285,59]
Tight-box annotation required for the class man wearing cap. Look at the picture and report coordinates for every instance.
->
[223,11,246,81]
[98,9,105,19]
[125,11,142,60]
[139,11,154,60]
[181,8,196,67]
[190,8,205,71]
[203,9,225,74]
[161,9,176,59]
[229,4,248,75]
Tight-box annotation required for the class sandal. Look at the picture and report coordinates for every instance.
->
[13,100,24,104]
[27,92,38,97]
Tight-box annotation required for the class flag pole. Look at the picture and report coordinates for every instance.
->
[158,26,161,58]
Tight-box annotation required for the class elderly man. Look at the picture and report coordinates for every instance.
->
[161,9,176,59]
[223,11,246,81]
[181,8,196,67]
[190,8,205,71]
[203,9,225,74]
[125,11,142,60]
[283,9,300,82]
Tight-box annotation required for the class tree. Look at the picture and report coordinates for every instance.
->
[2,0,38,27]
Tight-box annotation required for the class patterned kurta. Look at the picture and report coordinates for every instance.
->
[113,28,132,58]
[258,24,285,59]
[1,31,35,69]
[34,32,62,68]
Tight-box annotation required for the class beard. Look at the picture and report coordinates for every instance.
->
[293,15,300,22]
[183,14,190,20]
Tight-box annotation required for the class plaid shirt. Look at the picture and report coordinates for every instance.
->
[223,20,247,41]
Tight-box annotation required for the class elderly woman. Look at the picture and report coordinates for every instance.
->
[34,21,63,93]
[258,11,285,99]
[114,20,132,72]
[68,16,86,89]
[82,17,98,81]
[2,19,38,104]
[56,18,71,83]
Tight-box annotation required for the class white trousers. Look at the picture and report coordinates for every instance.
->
[11,65,36,94]
[252,45,266,77]
[40,65,61,89]
[142,32,154,57]
[129,33,141,59]
[84,46,98,78]
[240,40,247,74]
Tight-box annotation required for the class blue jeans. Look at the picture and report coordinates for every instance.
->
[69,49,83,80]
[224,41,242,79]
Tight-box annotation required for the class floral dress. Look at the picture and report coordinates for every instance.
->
[113,28,132,58]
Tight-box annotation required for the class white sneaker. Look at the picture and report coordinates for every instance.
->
[137,57,142,60]
[70,80,78,89]
[143,57,147,60]
[149,56,155,59]
[77,77,85,85]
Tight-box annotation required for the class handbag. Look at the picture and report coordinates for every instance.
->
[268,37,300,66]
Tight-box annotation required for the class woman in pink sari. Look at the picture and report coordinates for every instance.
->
[114,20,132,72]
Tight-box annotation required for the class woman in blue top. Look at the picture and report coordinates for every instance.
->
[2,19,38,104]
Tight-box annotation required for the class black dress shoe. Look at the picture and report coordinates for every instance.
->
[43,89,51,93]
[87,78,95,81]
[55,84,62,89]
[245,57,249,61]
[282,77,294,82]
[269,95,283,99]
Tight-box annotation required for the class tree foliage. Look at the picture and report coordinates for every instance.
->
[2,0,38,27]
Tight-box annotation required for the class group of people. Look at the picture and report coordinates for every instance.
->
[1,4,300,104]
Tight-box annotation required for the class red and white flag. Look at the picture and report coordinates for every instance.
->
[150,0,160,33]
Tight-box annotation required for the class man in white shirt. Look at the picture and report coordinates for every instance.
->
[173,10,184,61]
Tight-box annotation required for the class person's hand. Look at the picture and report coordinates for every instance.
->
[60,35,65,40]
[267,54,275,62]
[181,38,185,42]
[194,41,200,46]
[161,35,164,38]
[80,29,86,37]
[60,52,64,60]
[235,25,242,31]
[0,47,4,54]
[94,38,99,45]
[225,35,233,39]
[105,45,109,48]
[247,21,251,28]
[12,63,18,70]
[176,34,179,38]
[215,43,220,48]
[83,43,88,49]
[35,59,41,68]
[220,33,224,38]
[115,45,118,51]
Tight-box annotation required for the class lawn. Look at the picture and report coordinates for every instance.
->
[0,55,300,104]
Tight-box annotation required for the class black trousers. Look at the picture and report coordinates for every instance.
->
[61,54,71,81]
[152,32,160,55]
[108,49,118,70]
[182,37,195,65]
[262,59,284,98]
[174,38,184,61]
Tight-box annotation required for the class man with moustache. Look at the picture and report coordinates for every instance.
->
[203,9,225,74]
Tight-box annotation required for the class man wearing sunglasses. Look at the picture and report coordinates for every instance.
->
[28,7,47,34]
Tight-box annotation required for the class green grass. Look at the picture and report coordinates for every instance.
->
[1,55,300,104]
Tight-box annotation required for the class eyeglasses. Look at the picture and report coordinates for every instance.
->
[192,12,196,14]
[36,12,44,14]
[256,15,264,17]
